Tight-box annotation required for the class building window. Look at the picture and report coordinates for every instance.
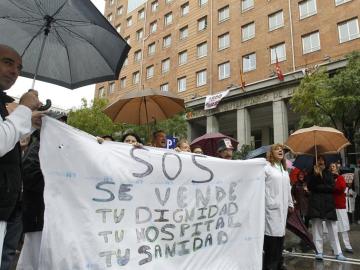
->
[117,6,123,15]
[127,16,132,27]
[99,87,105,97]
[218,6,230,23]
[160,83,169,92]
[218,62,230,80]
[116,24,121,33]
[198,16,207,31]
[178,77,187,92]
[150,21,157,33]
[109,0,114,5]
[125,36,130,45]
[162,58,170,73]
[197,42,208,58]
[335,0,352,6]
[196,69,207,87]
[242,22,255,41]
[179,26,189,40]
[270,43,286,64]
[148,42,156,55]
[136,29,144,41]
[338,18,360,43]
[151,1,159,12]
[302,31,320,54]
[242,53,256,72]
[165,0,173,3]
[178,50,188,65]
[299,0,317,19]
[268,10,284,31]
[146,65,154,79]
[199,0,208,7]
[138,9,145,20]
[242,0,254,12]
[132,71,140,85]
[120,77,126,88]
[163,35,172,48]
[218,32,230,50]
[108,82,115,94]
[164,12,173,26]
[134,50,142,62]
[107,13,113,22]
[181,2,189,16]
[123,57,128,66]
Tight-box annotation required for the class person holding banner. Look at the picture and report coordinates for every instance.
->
[263,144,293,270]
[151,130,167,148]
[0,44,42,269]
[217,138,234,160]
[121,132,142,145]
[174,139,191,152]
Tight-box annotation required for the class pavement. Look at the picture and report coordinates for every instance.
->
[283,223,360,269]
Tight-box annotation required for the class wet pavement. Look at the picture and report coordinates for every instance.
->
[283,223,360,269]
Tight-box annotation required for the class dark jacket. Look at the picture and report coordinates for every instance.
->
[307,169,337,221]
[0,94,22,221]
[292,180,309,216]
[21,133,44,232]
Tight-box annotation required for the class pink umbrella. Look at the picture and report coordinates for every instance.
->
[286,159,294,169]
[190,132,238,157]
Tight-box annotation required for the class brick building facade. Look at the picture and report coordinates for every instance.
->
[96,0,360,147]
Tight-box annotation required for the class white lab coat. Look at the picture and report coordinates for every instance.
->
[346,187,356,213]
[264,161,293,237]
[0,104,32,157]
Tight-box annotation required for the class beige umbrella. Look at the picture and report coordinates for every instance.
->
[103,89,185,125]
[284,126,350,160]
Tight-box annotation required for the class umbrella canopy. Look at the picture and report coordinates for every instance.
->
[286,210,317,253]
[190,132,238,157]
[103,89,185,125]
[0,0,130,89]
[293,154,341,171]
[284,126,350,156]
[245,145,271,159]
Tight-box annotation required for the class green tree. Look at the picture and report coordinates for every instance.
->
[156,113,188,138]
[290,51,360,162]
[122,113,188,143]
[67,98,122,136]
[233,144,254,160]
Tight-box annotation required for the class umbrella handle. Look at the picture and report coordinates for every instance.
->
[38,99,52,111]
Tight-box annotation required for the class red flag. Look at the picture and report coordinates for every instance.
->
[275,52,284,81]
[240,68,246,91]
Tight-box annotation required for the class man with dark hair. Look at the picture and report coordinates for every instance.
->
[0,44,42,269]
[152,130,167,148]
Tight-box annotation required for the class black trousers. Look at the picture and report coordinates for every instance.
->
[354,196,360,222]
[263,235,285,270]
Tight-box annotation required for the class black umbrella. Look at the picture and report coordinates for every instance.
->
[245,145,270,159]
[293,154,341,171]
[286,209,317,253]
[0,0,130,89]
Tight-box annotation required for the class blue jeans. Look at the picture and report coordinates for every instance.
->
[1,206,22,270]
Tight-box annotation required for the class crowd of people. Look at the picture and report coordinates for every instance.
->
[1,43,359,270]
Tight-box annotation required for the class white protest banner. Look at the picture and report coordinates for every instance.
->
[38,117,266,270]
[204,90,230,110]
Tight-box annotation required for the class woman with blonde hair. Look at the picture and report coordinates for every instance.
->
[263,144,294,270]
